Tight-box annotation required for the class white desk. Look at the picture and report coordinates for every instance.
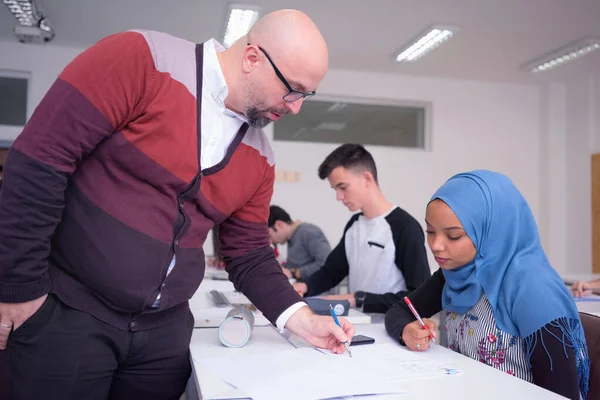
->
[189,278,372,327]
[187,322,566,400]
[576,299,600,317]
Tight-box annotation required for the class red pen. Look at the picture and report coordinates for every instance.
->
[404,296,436,343]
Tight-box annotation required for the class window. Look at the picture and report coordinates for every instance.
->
[274,98,430,149]
[0,71,29,127]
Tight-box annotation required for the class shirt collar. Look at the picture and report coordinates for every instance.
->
[203,39,247,122]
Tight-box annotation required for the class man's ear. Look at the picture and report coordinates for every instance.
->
[274,220,285,231]
[241,44,261,73]
[363,170,376,187]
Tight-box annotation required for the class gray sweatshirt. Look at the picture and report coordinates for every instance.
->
[286,223,331,279]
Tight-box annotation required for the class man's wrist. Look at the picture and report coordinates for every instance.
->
[354,290,367,309]
[276,302,308,331]
[282,304,313,334]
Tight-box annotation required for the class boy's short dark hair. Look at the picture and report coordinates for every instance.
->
[268,205,292,227]
[317,144,378,183]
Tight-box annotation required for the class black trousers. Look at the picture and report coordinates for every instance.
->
[0,294,194,400]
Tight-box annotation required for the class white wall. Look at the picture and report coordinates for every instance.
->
[538,82,568,273]
[546,70,600,277]
[1,40,548,273]
[0,40,82,141]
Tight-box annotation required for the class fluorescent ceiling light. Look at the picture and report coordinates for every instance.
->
[3,0,38,26]
[326,102,347,113]
[2,0,54,43]
[222,5,260,48]
[395,25,457,63]
[315,122,346,131]
[524,38,600,73]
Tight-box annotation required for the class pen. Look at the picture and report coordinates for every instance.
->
[403,296,436,343]
[328,304,352,358]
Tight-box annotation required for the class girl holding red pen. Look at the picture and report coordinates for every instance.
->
[385,170,589,400]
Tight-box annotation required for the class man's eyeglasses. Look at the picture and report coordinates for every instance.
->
[248,43,316,102]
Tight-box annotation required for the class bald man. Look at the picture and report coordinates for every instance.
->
[0,9,353,399]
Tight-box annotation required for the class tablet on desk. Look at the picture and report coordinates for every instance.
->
[304,297,350,316]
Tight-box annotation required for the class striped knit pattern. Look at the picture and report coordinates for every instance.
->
[445,294,532,382]
[0,30,301,330]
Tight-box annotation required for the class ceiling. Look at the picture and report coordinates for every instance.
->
[1,0,600,84]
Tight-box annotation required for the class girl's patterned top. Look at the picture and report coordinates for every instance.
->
[445,293,532,382]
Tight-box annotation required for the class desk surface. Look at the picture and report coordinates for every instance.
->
[576,299,600,316]
[189,323,565,400]
[190,278,373,327]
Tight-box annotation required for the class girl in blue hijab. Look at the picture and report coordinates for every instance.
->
[385,170,589,399]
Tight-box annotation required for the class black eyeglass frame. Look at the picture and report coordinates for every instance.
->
[247,43,316,102]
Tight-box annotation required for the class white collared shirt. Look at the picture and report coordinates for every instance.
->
[200,39,246,169]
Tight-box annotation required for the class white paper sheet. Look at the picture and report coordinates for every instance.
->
[573,294,600,302]
[199,347,405,400]
[349,343,463,380]
[198,343,462,399]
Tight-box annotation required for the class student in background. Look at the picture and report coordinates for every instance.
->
[571,278,600,297]
[293,144,431,314]
[385,170,589,400]
[268,205,331,280]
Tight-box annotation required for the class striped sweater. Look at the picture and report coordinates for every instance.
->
[0,30,302,330]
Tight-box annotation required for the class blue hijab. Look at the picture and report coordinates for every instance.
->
[431,170,589,397]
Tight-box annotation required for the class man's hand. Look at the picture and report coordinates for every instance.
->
[321,294,356,308]
[570,281,598,297]
[0,294,48,350]
[292,282,308,296]
[206,256,224,268]
[281,267,293,279]
[285,307,355,354]
[570,281,589,298]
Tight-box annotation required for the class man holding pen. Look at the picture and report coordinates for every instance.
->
[0,9,354,399]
